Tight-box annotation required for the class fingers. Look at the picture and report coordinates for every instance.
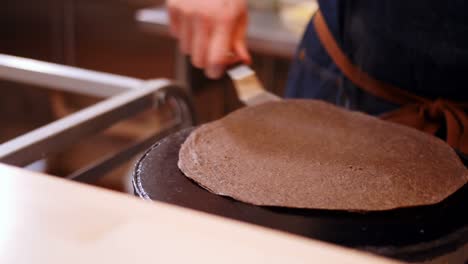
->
[233,41,251,65]
[167,0,250,79]
[191,17,211,69]
[233,15,251,64]
[205,22,234,79]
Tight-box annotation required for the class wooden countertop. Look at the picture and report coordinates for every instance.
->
[136,6,300,59]
[0,164,399,264]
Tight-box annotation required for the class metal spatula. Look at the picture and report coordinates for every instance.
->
[227,64,281,106]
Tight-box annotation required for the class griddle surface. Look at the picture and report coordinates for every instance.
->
[133,127,468,262]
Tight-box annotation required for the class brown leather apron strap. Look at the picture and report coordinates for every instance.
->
[313,10,468,154]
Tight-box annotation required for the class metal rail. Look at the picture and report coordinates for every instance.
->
[0,54,143,97]
[67,120,180,183]
[0,54,195,175]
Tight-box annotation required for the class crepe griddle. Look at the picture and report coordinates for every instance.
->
[133,127,468,263]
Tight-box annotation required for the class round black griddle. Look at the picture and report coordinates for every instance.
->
[133,127,468,263]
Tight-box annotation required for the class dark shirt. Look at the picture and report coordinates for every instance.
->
[318,0,468,101]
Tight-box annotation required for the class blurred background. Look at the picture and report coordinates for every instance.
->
[0,0,315,192]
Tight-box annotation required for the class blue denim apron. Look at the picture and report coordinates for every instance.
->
[285,0,468,116]
[285,12,397,116]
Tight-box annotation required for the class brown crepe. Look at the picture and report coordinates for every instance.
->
[178,100,468,211]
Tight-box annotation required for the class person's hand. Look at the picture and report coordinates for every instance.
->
[167,0,251,79]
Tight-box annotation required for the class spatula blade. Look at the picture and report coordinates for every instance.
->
[227,65,281,106]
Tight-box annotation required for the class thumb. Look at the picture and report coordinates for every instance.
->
[232,13,251,64]
[234,40,251,65]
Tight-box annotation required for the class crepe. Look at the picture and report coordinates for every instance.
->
[178,100,467,211]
